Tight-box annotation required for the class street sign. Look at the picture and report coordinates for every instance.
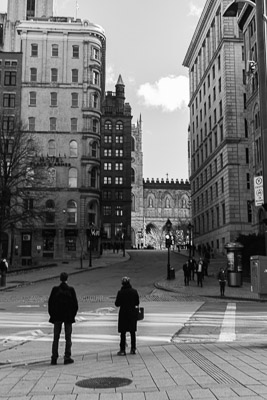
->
[254,176,264,206]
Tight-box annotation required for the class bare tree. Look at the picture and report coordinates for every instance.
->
[0,117,50,256]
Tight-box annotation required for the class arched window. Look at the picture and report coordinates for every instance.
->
[69,168,77,187]
[105,120,112,130]
[45,199,55,224]
[67,200,77,224]
[48,139,56,157]
[165,198,170,208]
[181,197,188,208]
[69,140,78,157]
[131,168,135,183]
[91,141,97,158]
[116,121,123,130]
[148,197,153,208]
[92,119,99,133]
[131,137,135,151]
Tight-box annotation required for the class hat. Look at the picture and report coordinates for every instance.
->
[121,276,130,286]
[60,272,68,282]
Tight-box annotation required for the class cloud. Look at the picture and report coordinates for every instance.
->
[106,65,117,88]
[137,75,189,112]
[188,2,204,18]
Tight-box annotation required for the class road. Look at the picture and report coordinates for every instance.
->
[1,250,267,364]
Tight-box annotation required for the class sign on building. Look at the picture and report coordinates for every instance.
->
[254,176,264,206]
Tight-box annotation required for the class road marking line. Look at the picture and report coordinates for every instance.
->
[219,303,236,342]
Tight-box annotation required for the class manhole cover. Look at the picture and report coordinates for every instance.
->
[76,377,132,389]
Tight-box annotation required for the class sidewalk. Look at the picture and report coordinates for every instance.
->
[1,251,267,399]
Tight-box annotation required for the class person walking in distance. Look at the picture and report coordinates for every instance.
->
[48,272,78,365]
[218,267,227,296]
[197,258,204,287]
[183,260,191,286]
[115,277,140,355]
[188,257,196,281]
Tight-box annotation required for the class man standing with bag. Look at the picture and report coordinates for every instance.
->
[115,276,140,356]
[48,272,78,365]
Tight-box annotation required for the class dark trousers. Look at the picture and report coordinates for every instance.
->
[219,281,226,296]
[120,331,136,351]
[52,322,72,360]
[184,274,190,286]
[197,273,203,287]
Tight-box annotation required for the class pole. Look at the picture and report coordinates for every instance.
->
[167,245,171,279]
[256,0,267,254]
[89,230,92,267]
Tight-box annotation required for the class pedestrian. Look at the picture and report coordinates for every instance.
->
[196,258,204,287]
[188,257,196,281]
[218,267,227,296]
[183,260,191,286]
[0,257,8,273]
[115,276,140,356]
[48,272,78,365]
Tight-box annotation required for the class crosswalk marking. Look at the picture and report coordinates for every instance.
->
[219,303,236,342]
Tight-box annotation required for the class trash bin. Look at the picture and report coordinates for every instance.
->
[169,268,175,280]
[224,242,243,287]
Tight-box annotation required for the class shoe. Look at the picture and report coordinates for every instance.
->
[64,358,74,365]
[51,358,57,365]
[130,349,136,355]
[117,350,126,356]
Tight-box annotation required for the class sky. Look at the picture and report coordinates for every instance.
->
[1,0,206,181]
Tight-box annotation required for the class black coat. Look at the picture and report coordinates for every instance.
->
[48,282,78,324]
[115,284,139,333]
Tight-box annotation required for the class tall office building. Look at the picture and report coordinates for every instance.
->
[183,0,251,254]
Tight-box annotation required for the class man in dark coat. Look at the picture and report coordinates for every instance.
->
[48,272,78,365]
[183,260,191,286]
[115,276,139,355]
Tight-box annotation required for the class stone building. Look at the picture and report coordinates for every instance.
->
[1,0,106,266]
[131,117,191,249]
[183,0,251,254]
[101,76,132,251]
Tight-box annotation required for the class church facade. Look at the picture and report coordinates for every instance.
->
[131,117,191,249]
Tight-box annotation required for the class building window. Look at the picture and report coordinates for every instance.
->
[72,69,78,83]
[115,136,123,144]
[3,93,15,108]
[4,71,16,86]
[247,201,252,223]
[115,206,123,216]
[29,91,36,106]
[69,168,78,187]
[30,67,37,82]
[104,135,112,143]
[70,140,78,157]
[71,118,78,132]
[51,68,58,82]
[104,149,112,156]
[50,92,57,107]
[91,141,97,157]
[31,43,38,57]
[92,70,99,85]
[104,176,112,184]
[115,191,123,200]
[115,177,123,185]
[104,120,112,130]
[67,200,77,224]
[72,45,79,58]
[92,93,98,108]
[103,223,111,238]
[50,117,56,131]
[115,149,123,157]
[92,119,98,133]
[2,116,14,132]
[246,148,249,163]
[247,173,250,189]
[92,47,100,60]
[116,121,123,130]
[71,92,78,107]
[91,167,97,188]
[52,44,58,57]
[222,203,226,225]
[103,191,112,200]
[131,168,135,183]
[104,162,112,170]
[115,162,123,171]
[48,139,56,157]
[221,177,224,193]
[28,117,35,131]
[103,206,112,216]
[45,200,55,224]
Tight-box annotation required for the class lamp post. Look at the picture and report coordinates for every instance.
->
[165,218,172,279]
[188,222,192,258]
[224,0,267,254]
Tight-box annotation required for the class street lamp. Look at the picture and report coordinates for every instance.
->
[165,218,172,279]
[188,222,193,258]
[224,0,267,254]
